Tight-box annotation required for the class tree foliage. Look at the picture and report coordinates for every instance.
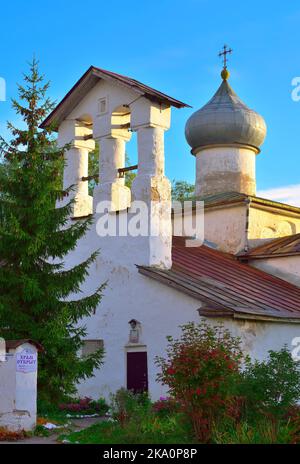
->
[240,347,300,418]
[0,59,105,401]
[171,180,195,202]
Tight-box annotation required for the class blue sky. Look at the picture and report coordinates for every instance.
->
[1,0,300,203]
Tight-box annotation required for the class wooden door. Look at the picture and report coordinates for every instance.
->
[127,351,148,393]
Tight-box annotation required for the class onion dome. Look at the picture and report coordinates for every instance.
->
[185,69,267,154]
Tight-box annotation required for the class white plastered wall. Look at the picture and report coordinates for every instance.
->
[249,256,300,287]
[248,205,300,248]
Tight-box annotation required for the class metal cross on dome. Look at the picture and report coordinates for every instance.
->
[218,45,233,69]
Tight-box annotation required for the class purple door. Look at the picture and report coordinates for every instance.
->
[127,351,148,393]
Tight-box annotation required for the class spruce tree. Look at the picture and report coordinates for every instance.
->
[0,59,105,402]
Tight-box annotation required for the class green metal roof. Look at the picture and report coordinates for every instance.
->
[192,191,300,214]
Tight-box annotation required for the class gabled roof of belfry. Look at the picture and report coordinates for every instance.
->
[238,233,300,260]
[138,236,300,322]
[41,66,190,130]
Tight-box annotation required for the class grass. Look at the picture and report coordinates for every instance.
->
[34,398,109,438]
[58,413,300,445]
[59,415,196,444]
[211,419,294,444]
[39,390,300,444]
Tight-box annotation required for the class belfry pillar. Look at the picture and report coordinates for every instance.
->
[93,133,131,212]
[130,102,172,269]
[58,120,95,218]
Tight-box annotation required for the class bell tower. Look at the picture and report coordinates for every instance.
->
[44,66,189,269]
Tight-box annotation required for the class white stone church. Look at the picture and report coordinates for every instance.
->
[41,63,300,400]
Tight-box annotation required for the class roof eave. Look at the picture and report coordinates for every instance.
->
[40,66,190,130]
[239,252,300,260]
[199,308,300,324]
[40,66,96,129]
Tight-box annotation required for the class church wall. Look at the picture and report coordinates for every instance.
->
[200,206,246,254]
[65,226,200,401]
[173,203,300,256]
[173,205,247,254]
[249,256,300,287]
[248,206,300,248]
[202,205,247,254]
[213,318,300,363]
[66,79,138,126]
[62,220,300,401]
[78,274,200,401]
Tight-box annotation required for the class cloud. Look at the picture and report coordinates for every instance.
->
[257,184,300,207]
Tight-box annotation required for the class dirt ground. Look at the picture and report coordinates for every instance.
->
[2,417,101,445]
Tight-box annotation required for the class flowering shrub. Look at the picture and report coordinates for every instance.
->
[59,396,108,415]
[152,397,180,417]
[156,322,244,442]
[225,396,246,424]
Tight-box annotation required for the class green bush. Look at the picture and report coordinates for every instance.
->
[240,347,300,419]
[109,388,151,427]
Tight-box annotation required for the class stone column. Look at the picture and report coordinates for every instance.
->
[134,126,165,177]
[93,135,131,212]
[131,125,172,269]
[58,120,95,218]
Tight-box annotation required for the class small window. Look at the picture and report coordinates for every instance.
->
[98,97,107,115]
[82,339,104,357]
